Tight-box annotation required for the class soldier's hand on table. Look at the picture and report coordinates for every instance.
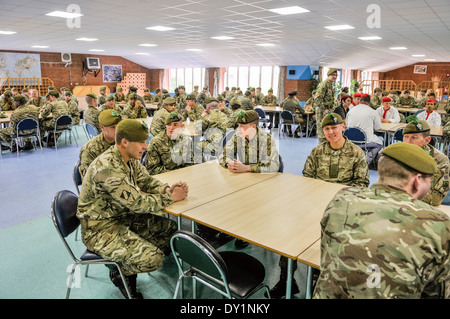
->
[227,159,251,173]
[171,185,188,201]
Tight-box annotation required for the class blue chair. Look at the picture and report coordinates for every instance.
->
[140,133,154,165]
[85,123,99,139]
[51,190,131,299]
[48,115,77,151]
[170,230,270,299]
[9,117,43,158]
[254,108,270,129]
[392,128,404,143]
[344,127,367,154]
[414,109,425,117]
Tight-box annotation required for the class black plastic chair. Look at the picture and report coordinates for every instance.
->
[254,108,270,129]
[279,110,301,139]
[392,127,404,143]
[51,190,131,299]
[48,115,78,151]
[278,154,284,173]
[72,161,83,241]
[9,117,43,158]
[170,230,270,299]
[85,122,99,139]
[140,133,154,165]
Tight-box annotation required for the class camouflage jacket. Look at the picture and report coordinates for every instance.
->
[182,103,204,121]
[113,92,126,103]
[370,94,382,110]
[313,183,450,299]
[220,128,280,173]
[78,132,114,181]
[98,103,123,113]
[417,96,428,109]
[121,103,147,119]
[314,79,335,118]
[143,94,155,103]
[397,96,417,108]
[0,104,40,143]
[67,100,80,125]
[302,137,370,188]
[98,94,107,106]
[422,144,450,206]
[0,96,15,111]
[77,145,174,223]
[84,105,101,132]
[40,100,69,129]
[145,131,194,175]
[150,107,172,137]
[261,95,277,106]
[26,97,46,109]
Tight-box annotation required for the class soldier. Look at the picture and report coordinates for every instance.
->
[388,90,399,107]
[397,89,417,108]
[0,90,15,111]
[150,97,178,137]
[153,88,163,106]
[221,86,230,99]
[304,90,316,112]
[78,109,121,180]
[313,142,450,299]
[191,85,200,99]
[240,91,254,110]
[255,87,264,105]
[417,88,428,109]
[249,87,258,107]
[77,119,188,299]
[370,87,383,110]
[158,89,170,109]
[64,91,80,125]
[261,88,277,106]
[217,94,232,117]
[40,90,70,146]
[26,89,46,109]
[182,93,204,121]
[226,87,236,101]
[376,96,401,123]
[197,85,211,107]
[315,68,338,143]
[83,93,101,133]
[175,85,188,112]
[143,88,155,103]
[145,112,194,175]
[282,91,305,137]
[228,99,243,129]
[98,86,107,106]
[98,95,122,113]
[403,117,449,206]
[0,94,40,150]
[417,99,441,127]
[113,87,126,104]
[121,93,147,119]
[21,88,30,102]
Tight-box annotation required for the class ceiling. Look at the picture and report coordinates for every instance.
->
[1,0,449,72]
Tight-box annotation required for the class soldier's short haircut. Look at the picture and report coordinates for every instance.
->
[378,155,433,186]
[361,95,371,104]
[85,96,94,104]
[115,131,125,145]
[208,101,219,109]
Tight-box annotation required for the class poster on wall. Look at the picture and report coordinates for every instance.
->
[102,64,123,82]
[0,52,41,87]
[413,65,427,74]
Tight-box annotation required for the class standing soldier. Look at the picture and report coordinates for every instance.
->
[315,68,338,144]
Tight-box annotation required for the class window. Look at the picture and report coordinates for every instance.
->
[238,66,249,90]
[185,68,193,93]
[249,66,260,89]
[223,65,280,96]
[165,67,206,92]
[227,67,238,88]
[260,66,273,94]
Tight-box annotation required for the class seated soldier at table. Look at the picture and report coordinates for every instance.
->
[313,142,450,299]
[83,93,101,133]
[26,89,46,109]
[370,87,383,110]
[283,91,306,137]
[0,94,40,151]
[143,88,155,103]
[228,99,242,129]
[417,99,441,127]
[121,93,147,119]
[396,89,417,108]
[416,88,428,109]
[403,117,449,206]
[78,109,121,181]
[0,90,15,111]
[376,96,401,123]
[77,119,189,299]
[261,88,277,107]
[98,95,123,113]
[40,90,70,147]
[181,93,204,121]
[64,91,80,126]
[217,94,232,117]
[267,113,369,299]
[113,87,126,104]
[150,97,178,137]
[145,112,195,175]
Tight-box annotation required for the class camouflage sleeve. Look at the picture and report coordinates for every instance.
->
[249,133,279,173]
[314,81,329,114]
[134,159,171,195]
[350,147,370,188]
[302,147,318,179]
[422,151,450,206]
[445,101,450,114]
[145,138,168,175]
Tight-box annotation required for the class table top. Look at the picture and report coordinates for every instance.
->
[391,123,442,136]
[0,111,13,124]
[259,106,283,113]
[154,161,279,216]
[397,107,446,115]
[145,103,158,110]
[181,173,345,259]
[379,122,404,132]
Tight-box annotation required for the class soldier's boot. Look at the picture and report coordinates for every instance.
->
[265,268,299,299]
[106,265,143,299]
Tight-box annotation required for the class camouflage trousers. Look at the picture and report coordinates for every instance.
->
[81,213,177,276]
[315,111,326,144]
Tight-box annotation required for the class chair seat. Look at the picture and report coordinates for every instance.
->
[80,249,105,261]
[219,251,266,298]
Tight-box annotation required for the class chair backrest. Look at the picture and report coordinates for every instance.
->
[415,109,425,117]
[15,118,39,136]
[171,230,229,282]
[393,128,404,142]
[254,108,266,118]
[73,161,82,194]
[85,123,99,137]
[278,154,284,173]
[51,190,80,238]
[146,133,154,145]
[280,110,294,121]
[55,115,73,127]
[222,129,236,147]
[344,127,367,143]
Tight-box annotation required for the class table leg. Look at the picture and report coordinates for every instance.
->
[177,216,182,230]
[285,258,293,299]
[305,266,312,299]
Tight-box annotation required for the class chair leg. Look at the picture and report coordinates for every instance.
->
[173,275,183,299]
[66,263,77,299]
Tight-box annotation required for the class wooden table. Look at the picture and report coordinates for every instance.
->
[180,172,345,298]
[0,111,13,127]
[397,107,446,115]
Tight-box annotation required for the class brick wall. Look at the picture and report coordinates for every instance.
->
[380,62,450,83]
[284,78,312,101]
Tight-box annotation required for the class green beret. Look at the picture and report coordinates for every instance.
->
[381,142,437,175]
[117,87,123,92]
[86,93,97,99]
[194,85,199,88]
[46,90,59,97]
[236,110,259,124]
[327,68,338,76]
[230,99,241,106]
[165,112,182,125]
[403,90,410,94]
[250,87,255,91]
[257,87,261,90]
[98,109,122,127]
[65,91,72,96]
[162,89,169,94]
[374,88,382,93]
[206,97,218,104]
[268,88,273,92]
[106,95,115,101]
[128,93,138,99]
[404,116,430,134]
[22,88,29,93]
[144,88,149,92]
[420,88,427,93]
[178,85,185,90]
[116,119,149,142]
[186,93,196,100]
[164,97,176,105]
[321,112,344,127]
[155,88,161,93]
[48,86,57,91]
[225,87,229,90]
[389,90,398,94]
[231,87,236,90]
[100,86,106,91]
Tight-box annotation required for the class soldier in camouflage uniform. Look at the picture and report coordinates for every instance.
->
[191,85,200,99]
[268,112,369,299]
[83,93,101,133]
[98,95,123,113]
[240,91,254,110]
[217,94,232,117]
[145,112,194,175]
[153,88,163,106]
[370,87,383,110]
[98,86,107,106]
[402,118,449,206]
[225,87,236,101]
[248,88,259,107]
[397,89,417,108]
[0,94,40,150]
[175,85,187,113]
[78,109,121,180]
[255,87,264,105]
[197,85,211,107]
[261,88,277,106]
[228,99,243,129]
[416,89,428,109]
[315,68,338,143]
[26,89,46,109]
[150,97,178,137]
[64,91,80,125]
[158,89,171,109]
[121,93,147,119]
[313,142,450,299]
[0,90,15,111]
[143,88,155,103]
[40,90,70,146]
[182,93,204,121]
[388,90,399,107]
[282,91,306,137]
[77,119,188,299]
[221,87,229,99]
[113,87,126,104]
